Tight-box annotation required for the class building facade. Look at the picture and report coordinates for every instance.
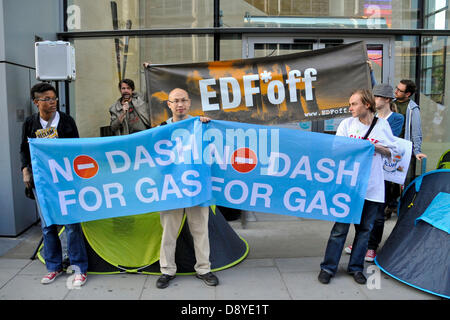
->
[0,0,61,236]
[63,0,449,162]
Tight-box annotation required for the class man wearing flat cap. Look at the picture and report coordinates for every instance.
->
[365,83,404,262]
[373,83,404,137]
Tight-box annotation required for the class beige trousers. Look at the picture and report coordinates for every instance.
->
[159,206,211,276]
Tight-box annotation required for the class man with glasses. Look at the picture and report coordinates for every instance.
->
[109,78,150,135]
[155,88,219,289]
[20,82,88,287]
[394,80,427,185]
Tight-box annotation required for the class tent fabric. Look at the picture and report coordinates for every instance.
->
[158,205,249,275]
[415,192,450,234]
[375,169,450,299]
[38,206,249,275]
[82,212,163,270]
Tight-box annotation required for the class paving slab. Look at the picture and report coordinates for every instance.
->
[0,273,70,300]
[215,266,291,300]
[0,238,21,256]
[0,258,32,270]
[356,270,438,300]
[281,271,368,300]
[17,259,47,275]
[141,274,216,300]
[0,258,33,288]
[65,273,147,300]
[0,215,444,301]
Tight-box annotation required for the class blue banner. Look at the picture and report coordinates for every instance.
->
[30,117,374,226]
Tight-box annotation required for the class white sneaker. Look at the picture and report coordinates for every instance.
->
[344,245,352,254]
[72,273,87,287]
[41,270,62,284]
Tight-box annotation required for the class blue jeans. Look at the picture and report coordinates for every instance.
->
[320,200,381,275]
[41,223,88,273]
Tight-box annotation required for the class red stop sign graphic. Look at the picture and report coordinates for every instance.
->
[73,155,99,179]
[231,148,258,173]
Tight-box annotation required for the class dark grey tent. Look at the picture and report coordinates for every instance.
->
[375,169,450,299]
[38,206,249,275]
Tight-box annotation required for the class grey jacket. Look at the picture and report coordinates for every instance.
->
[404,99,423,155]
[109,92,150,135]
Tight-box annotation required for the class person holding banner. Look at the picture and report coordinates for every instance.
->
[109,78,151,135]
[318,89,400,285]
[20,83,88,287]
[155,88,219,289]
[345,84,404,262]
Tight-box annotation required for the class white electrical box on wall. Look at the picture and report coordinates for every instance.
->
[35,41,76,81]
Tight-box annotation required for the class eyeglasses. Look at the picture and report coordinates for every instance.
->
[168,98,190,104]
[395,87,406,93]
[36,97,58,102]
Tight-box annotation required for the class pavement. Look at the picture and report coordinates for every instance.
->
[0,211,443,302]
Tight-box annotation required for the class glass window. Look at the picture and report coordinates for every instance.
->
[367,44,383,84]
[394,36,417,85]
[62,1,447,173]
[419,36,449,172]
[69,35,213,137]
[66,0,213,31]
[222,0,418,29]
[220,35,243,61]
[425,0,448,29]
[421,37,446,100]
[394,35,450,173]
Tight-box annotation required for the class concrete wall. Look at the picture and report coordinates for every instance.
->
[0,0,60,235]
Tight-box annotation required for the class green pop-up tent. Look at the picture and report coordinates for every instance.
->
[38,206,249,275]
[437,149,450,169]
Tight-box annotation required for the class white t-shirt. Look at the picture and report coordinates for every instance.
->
[39,111,60,129]
[36,112,61,139]
[336,116,400,203]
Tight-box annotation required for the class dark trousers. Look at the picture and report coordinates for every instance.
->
[405,156,417,187]
[368,181,400,251]
[385,180,401,209]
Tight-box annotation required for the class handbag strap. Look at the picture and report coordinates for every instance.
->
[363,116,378,140]
[45,111,57,129]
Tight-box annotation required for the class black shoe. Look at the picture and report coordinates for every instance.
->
[384,207,394,220]
[196,272,219,286]
[156,274,176,289]
[352,271,367,285]
[318,270,332,284]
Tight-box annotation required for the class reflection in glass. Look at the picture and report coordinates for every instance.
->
[66,0,213,31]
[254,43,312,58]
[367,44,383,84]
[222,0,416,29]
[70,36,213,138]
